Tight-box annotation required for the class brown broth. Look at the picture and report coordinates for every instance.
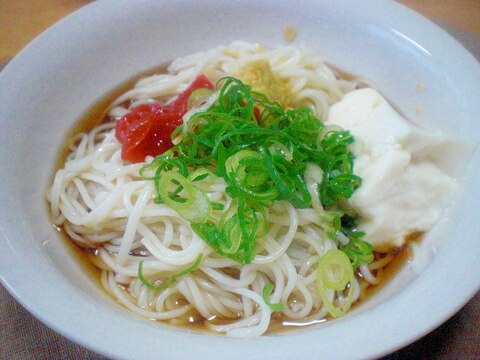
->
[356,239,416,305]
[50,225,103,284]
[49,64,417,335]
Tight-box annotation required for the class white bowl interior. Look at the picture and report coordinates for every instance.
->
[0,1,479,359]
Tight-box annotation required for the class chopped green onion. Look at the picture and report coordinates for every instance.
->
[340,235,374,269]
[142,76,364,264]
[262,282,284,312]
[138,254,203,292]
[316,249,355,318]
[156,171,211,223]
[188,167,215,184]
[187,88,214,109]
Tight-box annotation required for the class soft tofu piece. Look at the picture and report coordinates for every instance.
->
[325,88,463,251]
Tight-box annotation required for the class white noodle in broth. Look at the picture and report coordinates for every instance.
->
[47,41,458,337]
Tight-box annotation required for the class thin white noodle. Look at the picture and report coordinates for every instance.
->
[46,41,386,337]
[116,183,153,264]
[224,288,272,338]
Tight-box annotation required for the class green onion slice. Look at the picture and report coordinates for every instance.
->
[187,88,214,109]
[341,235,374,269]
[261,282,284,312]
[157,171,211,223]
[316,249,355,318]
[138,254,203,292]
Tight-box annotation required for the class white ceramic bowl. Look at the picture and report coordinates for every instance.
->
[0,1,479,359]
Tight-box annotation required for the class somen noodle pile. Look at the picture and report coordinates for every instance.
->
[48,42,397,337]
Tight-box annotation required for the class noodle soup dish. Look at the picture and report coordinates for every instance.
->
[47,41,473,337]
[1,1,479,359]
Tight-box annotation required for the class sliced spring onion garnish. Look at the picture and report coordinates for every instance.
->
[188,167,215,184]
[316,249,355,318]
[156,170,211,224]
[261,282,284,312]
[340,234,374,269]
[187,88,214,109]
[142,76,368,265]
[138,254,203,292]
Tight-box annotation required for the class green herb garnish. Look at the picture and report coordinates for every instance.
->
[138,254,203,291]
[340,233,374,269]
[141,77,367,265]
[261,282,284,312]
[316,249,355,317]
